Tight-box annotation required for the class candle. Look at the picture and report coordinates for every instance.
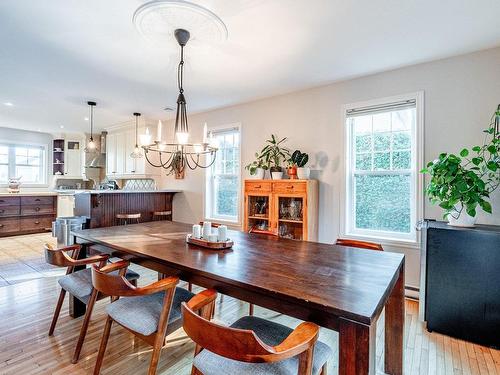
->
[192,224,201,239]
[157,120,162,142]
[217,225,227,242]
[208,234,218,243]
[140,127,152,146]
[203,123,208,144]
[202,221,212,239]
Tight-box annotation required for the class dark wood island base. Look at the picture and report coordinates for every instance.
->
[74,190,179,228]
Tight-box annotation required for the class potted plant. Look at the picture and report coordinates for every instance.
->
[245,153,268,179]
[287,150,309,179]
[421,106,500,226]
[259,134,290,179]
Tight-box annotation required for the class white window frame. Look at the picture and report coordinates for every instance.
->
[340,92,424,247]
[0,140,49,187]
[204,123,242,225]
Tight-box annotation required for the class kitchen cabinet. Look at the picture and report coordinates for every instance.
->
[52,138,84,178]
[106,127,155,178]
[244,179,318,241]
[0,194,57,237]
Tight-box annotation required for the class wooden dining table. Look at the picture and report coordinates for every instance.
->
[72,221,405,375]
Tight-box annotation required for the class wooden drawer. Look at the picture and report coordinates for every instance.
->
[21,204,55,216]
[20,216,53,231]
[0,206,21,217]
[273,181,307,194]
[0,218,20,234]
[0,197,20,206]
[21,196,54,206]
[245,181,272,193]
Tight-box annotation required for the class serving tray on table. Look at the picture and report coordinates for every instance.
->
[186,234,234,249]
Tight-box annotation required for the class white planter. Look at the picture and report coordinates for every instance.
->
[297,167,310,180]
[271,171,283,180]
[447,204,477,227]
[251,168,265,179]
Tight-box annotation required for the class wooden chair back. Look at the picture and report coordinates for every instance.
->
[44,243,81,269]
[182,299,319,364]
[335,238,383,251]
[91,263,178,297]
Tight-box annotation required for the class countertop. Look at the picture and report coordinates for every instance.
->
[0,191,58,197]
[56,189,182,194]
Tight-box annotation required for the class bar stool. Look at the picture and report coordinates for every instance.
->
[116,213,141,225]
[152,210,172,221]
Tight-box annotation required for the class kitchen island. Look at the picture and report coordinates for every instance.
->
[73,190,180,228]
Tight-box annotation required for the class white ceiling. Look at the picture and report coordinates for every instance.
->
[1,0,500,134]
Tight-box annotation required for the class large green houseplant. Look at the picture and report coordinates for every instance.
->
[421,106,500,226]
[259,134,290,179]
[245,153,268,179]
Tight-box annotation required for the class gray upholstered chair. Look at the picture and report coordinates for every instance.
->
[91,262,198,375]
[182,289,333,375]
[44,243,140,364]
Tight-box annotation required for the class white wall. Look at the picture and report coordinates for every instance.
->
[158,47,500,289]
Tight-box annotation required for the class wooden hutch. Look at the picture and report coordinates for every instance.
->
[244,179,318,241]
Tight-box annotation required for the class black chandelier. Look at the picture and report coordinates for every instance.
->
[142,29,217,175]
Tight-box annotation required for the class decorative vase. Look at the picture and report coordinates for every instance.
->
[271,171,283,180]
[447,204,477,227]
[252,168,265,179]
[297,167,310,180]
[287,166,298,179]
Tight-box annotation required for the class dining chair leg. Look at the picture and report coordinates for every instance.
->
[320,363,328,375]
[188,282,193,292]
[249,303,254,316]
[147,338,164,375]
[93,316,113,375]
[72,288,98,363]
[191,366,203,375]
[48,289,66,336]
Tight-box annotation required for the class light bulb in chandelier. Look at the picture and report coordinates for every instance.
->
[176,132,189,145]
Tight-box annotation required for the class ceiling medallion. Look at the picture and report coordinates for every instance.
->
[133,0,228,45]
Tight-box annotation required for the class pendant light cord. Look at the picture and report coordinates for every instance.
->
[89,104,94,141]
[177,45,184,94]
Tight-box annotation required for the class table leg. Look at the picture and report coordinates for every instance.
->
[339,317,376,375]
[384,264,405,375]
[69,244,88,318]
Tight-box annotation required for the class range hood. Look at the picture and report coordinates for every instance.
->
[85,131,106,169]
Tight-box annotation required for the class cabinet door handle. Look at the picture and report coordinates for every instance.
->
[286,185,294,189]
[0,224,3,228]
[35,198,41,201]
[35,207,41,211]
[35,221,40,225]
[255,185,261,189]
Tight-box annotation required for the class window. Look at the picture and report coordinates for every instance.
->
[344,93,423,243]
[0,143,47,185]
[205,126,241,223]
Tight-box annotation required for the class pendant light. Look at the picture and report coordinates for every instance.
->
[141,28,217,174]
[130,112,143,158]
[84,101,98,153]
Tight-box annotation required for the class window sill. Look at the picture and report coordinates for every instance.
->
[340,232,421,251]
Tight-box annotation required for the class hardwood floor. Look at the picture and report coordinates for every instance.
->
[0,233,499,374]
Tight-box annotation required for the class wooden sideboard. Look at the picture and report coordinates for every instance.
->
[0,195,57,237]
[244,179,318,241]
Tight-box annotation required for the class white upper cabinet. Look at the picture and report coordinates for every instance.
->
[63,139,83,178]
[105,126,155,178]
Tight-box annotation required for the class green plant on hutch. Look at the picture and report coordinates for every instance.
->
[287,150,309,179]
[421,105,500,226]
[259,134,290,179]
[245,153,268,179]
